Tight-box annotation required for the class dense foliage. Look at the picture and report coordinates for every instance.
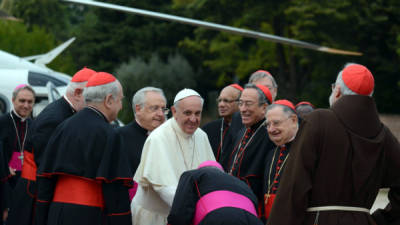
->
[1,0,399,122]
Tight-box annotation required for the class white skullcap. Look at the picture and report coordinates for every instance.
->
[174,88,201,104]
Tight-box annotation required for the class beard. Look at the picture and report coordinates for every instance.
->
[329,91,334,107]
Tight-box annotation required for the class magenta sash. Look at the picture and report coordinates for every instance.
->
[9,152,23,171]
[193,190,257,225]
[128,182,138,202]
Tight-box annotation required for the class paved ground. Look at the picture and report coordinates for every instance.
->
[380,114,400,140]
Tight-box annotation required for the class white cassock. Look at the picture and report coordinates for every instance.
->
[131,117,215,225]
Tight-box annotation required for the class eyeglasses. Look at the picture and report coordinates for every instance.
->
[265,117,290,128]
[147,105,170,115]
[238,100,256,107]
[265,85,274,91]
[216,98,237,104]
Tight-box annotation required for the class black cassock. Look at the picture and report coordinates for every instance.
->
[218,112,242,166]
[201,118,231,161]
[262,142,291,220]
[168,166,263,225]
[116,121,148,175]
[221,119,273,220]
[35,107,132,225]
[0,140,8,225]
[7,97,75,225]
[0,111,32,225]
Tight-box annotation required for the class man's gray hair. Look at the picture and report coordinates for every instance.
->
[295,104,314,115]
[12,85,36,100]
[244,83,267,105]
[66,81,87,95]
[84,80,120,103]
[132,87,167,116]
[266,104,297,118]
[335,66,374,97]
[248,71,278,88]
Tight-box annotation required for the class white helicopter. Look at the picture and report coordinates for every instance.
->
[0,38,75,116]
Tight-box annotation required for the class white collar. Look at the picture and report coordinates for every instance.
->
[63,95,75,110]
[11,108,27,122]
[135,118,151,135]
[288,134,296,143]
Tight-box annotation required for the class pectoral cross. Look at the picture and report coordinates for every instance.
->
[264,193,270,204]
[18,152,24,165]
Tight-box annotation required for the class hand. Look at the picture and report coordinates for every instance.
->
[3,208,8,222]
[9,167,16,176]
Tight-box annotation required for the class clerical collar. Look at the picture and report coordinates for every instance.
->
[11,109,27,122]
[63,95,76,113]
[280,140,294,150]
[248,118,266,131]
[288,134,296,143]
[171,117,193,139]
[222,117,231,126]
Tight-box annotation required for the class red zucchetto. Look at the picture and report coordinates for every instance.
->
[229,84,244,91]
[274,99,296,112]
[71,67,96,83]
[342,64,374,96]
[255,70,272,77]
[86,72,116,87]
[255,84,272,104]
[295,101,315,109]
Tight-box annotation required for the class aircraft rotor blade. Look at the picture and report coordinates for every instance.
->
[23,54,46,61]
[27,37,76,66]
[63,0,362,56]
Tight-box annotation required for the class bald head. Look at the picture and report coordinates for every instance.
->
[217,86,241,122]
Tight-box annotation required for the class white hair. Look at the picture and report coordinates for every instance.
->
[132,87,166,116]
[66,81,87,95]
[248,71,278,88]
[266,104,296,118]
[84,81,120,103]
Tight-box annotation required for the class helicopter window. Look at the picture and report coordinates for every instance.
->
[28,72,67,87]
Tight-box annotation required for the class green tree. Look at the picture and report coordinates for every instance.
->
[115,53,198,123]
[12,0,70,40]
[68,0,193,73]
[175,0,400,112]
[285,0,400,111]
[0,20,76,74]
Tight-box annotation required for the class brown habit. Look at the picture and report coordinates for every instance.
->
[267,95,400,225]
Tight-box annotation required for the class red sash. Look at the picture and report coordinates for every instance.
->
[53,175,104,208]
[264,193,276,219]
[21,151,37,181]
